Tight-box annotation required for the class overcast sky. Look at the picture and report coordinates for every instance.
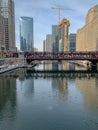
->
[15,0,98,51]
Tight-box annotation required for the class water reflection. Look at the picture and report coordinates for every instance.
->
[52,78,68,97]
[0,76,16,121]
[42,61,68,97]
[76,77,98,112]
[40,61,98,112]
[0,62,98,130]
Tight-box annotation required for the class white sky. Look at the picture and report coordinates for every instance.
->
[15,0,98,51]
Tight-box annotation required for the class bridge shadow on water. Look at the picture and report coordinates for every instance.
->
[1,68,98,79]
[26,68,98,79]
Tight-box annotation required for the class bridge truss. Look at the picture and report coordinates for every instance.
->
[24,51,98,65]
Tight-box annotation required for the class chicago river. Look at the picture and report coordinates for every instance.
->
[0,62,98,130]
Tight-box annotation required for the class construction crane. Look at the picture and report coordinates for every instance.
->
[51,7,73,25]
[52,7,61,24]
[51,7,73,51]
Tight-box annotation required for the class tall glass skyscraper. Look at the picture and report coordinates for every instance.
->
[19,16,34,51]
[52,25,58,52]
[68,33,76,51]
[0,0,15,51]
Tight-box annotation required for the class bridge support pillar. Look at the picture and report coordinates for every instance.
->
[91,65,97,71]
[90,61,98,70]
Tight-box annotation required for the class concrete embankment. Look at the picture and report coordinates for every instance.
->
[0,61,40,74]
[69,60,91,68]
[0,65,20,74]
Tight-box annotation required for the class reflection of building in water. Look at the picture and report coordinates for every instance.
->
[52,62,58,70]
[65,62,75,70]
[52,78,68,97]
[0,76,16,120]
[52,61,70,71]
[43,61,52,70]
[18,68,27,81]
[9,68,34,82]
[20,78,34,96]
[16,68,34,95]
[59,62,68,70]
[76,78,98,111]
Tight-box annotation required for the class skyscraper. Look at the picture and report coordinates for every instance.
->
[0,0,15,51]
[45,34,52,52]
[19,16,34,51]
[43,40,46,52]
[52,25,58,52]
[0,15,5,50]
[68,33,76,51]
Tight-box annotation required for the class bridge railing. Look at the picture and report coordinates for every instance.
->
[24,51,98,60]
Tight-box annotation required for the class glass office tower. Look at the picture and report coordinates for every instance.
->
[0,0,15,51]
[52,25,58,52]
[20,16,34,51]
[68,33,76,51]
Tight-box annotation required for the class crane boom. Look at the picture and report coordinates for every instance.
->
[52,7,73,24]
[52,7,61,24]
[51,7,73,51]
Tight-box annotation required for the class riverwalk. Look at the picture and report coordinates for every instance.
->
[0,64,36,74]
[0,56,41,74]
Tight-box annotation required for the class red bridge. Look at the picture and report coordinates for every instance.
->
[24,51,98,65]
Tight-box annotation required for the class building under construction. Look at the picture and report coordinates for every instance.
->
[58,18,70,52]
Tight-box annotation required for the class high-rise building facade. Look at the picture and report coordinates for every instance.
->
[68,33,76,51]
[43,35,52,52]
[45,34,52,52]
[0,15,5,50]
[58,19,70,52]
[52,25,58,52]
[20,16,34,51]
[0,0,15,51]
[34,48,38,52]
[76,5,98,51]
[43,40,46,52]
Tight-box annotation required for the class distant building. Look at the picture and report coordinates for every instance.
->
[0,0,16,51]
[52,25,58,52]
[0,15,5,50]
[34,48,38,52]
[68,33,76,51]
[43,34,52,52]
[45,34,52,52]
[19,16,34,51]
[76,5,98,51]
[43,35,52,70]
[58,18,70,52]
[43,40,46,52]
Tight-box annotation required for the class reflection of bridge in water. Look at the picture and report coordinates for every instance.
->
[1,68,98,79]
[25,69,98,78]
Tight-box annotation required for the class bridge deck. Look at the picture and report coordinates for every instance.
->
[24,52,98,64]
